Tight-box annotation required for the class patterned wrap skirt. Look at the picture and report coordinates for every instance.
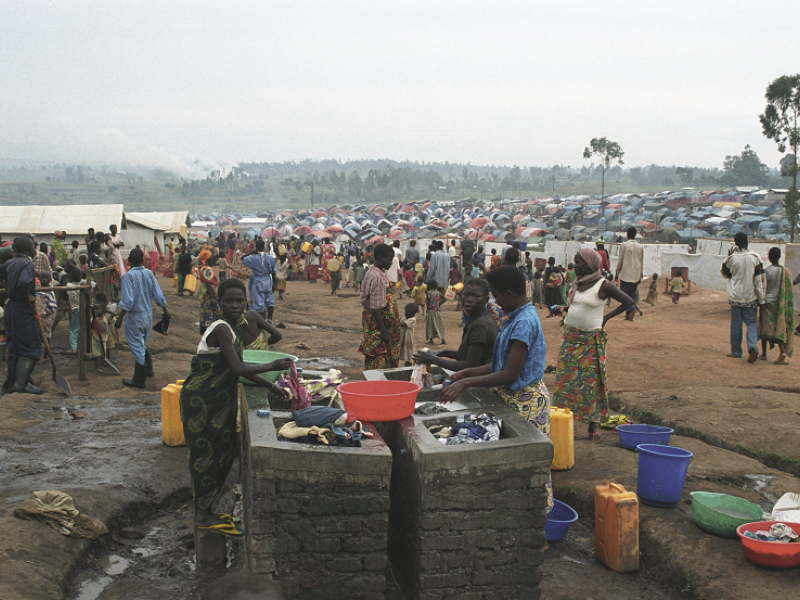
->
[553,325,608,424]
[493,381,553,513]
[358,289,402,370]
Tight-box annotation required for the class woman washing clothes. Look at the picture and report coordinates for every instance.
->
[439,266,552,544]
[553,248,632,441]
[180,278,293,537]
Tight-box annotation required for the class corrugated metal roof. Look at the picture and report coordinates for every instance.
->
[0,204,124,235]
[124,211,188,232]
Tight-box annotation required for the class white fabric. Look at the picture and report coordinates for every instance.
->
[387,256,400,283]
[196,319,235,354]
[616,240,644,283]
[564,279,605,331]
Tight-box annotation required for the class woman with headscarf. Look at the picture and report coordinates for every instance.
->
[197,248,219,335]
[553,248,632,441]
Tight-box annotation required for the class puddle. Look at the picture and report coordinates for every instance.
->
[73,576,113,600]
[742,473,778,502]
[104,555,130,576]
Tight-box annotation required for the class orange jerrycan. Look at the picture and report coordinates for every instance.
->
[549,407,575,470]
[161,383,186,447]
[595,481,639,572]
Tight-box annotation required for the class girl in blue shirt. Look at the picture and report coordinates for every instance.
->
[441,266,552,519]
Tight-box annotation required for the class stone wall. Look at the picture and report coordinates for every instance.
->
[381,398,553,600]
[241,404,393,600]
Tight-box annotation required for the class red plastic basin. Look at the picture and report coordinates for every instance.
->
[338,380,421,422]
[736,521,800,568]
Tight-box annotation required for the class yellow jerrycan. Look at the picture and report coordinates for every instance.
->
[161,382,186,447]
[549,407,575,470]
[595,481,639,572]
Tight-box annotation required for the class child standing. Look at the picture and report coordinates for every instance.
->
[35,271,58,344]
[411,277,427,316]
[400,303,419,366]
[66,268,83,354]
[669,270,684,304]
[352,259,366,292]
[91,292,114,370]
[425,279,446,345]
[532,271,544,309]
[645,273,659,306]
[275,255,288,300]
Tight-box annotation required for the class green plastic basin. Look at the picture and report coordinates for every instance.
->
[690,491,764,538]
[238,350,298,385]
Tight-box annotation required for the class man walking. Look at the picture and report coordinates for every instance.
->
[405,240,420,267]
[244,239,276,321]
[721,232,765,362]
[615,227,644,320]
[115,248,169,388]
[0,237,44,394]
[427,241,451,292]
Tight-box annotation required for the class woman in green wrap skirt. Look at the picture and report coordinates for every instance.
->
[180,278,292,537]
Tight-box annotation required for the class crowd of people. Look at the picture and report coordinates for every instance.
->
[1,224,797,544]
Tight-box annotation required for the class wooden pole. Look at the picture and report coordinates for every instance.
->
[79,289,88,381]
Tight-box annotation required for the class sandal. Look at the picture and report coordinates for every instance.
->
[196,518,244,537]
[758,355,767,361]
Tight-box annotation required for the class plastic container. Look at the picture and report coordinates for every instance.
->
[301,241,313,254]
[238,350,298,385]
[549,407,575,470]
[636,444,693,507]
[545,499,579,541]
[736,521,800,568]
[338,380,421,422]
[616,424,673,450]
[690,492,764,538]
[161,382,185,447]
[183,273,197,293]
[595,481,639,572]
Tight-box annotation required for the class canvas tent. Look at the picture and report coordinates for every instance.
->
[123,211,189,253]
[0,204,124,246]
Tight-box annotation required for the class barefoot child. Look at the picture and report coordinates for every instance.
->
[275,255,288,300]
[425,279,446,345]
[91,293,114,370]
[400,303,418,366]
[411,277,427,316]
[645,273,659,306]
[669,270,684,304]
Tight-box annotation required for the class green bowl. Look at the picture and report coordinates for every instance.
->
[690,492,764,538]
[238,350,298,385]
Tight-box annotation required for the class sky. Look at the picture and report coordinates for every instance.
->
[1,0,799,176]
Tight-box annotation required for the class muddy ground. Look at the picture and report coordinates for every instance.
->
[1,276,799,599]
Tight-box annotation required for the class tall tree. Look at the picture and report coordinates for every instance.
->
[583,137,624,205]
[722,145,768,187]
[760,74,800,241]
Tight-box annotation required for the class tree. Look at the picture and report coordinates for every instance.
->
[583,137,624,205]
[722,145,768,187]
[760,74,800,240]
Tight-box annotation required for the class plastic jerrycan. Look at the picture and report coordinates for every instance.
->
[595,481,639,572]
[549,407,575,470]
[161,382,186,447]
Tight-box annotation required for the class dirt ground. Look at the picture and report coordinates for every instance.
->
[1,275,799,599]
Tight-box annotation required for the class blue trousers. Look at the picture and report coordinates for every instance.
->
[124,311,153,366]
[730,305,758,357]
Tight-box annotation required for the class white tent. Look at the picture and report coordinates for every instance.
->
[0,204,124,246]
[123,211,189,253]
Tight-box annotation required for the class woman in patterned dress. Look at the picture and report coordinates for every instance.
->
[358,243,402,369]
[553,249,631,441]
[179,278,292,537]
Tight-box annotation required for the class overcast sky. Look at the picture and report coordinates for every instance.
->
[2,0,798,176]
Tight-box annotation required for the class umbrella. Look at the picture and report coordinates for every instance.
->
[470,217,489,228]
[293,225,313,236]
[366,235,385,244]
[389,229,404,238]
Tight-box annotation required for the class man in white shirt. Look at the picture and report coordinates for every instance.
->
[615,227,644,320]
[721,232,765,362]
[428,241,451,291]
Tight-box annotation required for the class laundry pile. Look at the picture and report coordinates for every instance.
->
[427,413,502,446]
[277,405,372,447]
[743,522,799,543]
[276,368,344,410]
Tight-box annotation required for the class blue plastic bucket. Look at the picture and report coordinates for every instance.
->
[616,424,674,450]
[544,499,579,541]
[636,444,693,507]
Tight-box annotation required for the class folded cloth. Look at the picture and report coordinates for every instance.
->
[292,405,346,428]
[14,490,109,539]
